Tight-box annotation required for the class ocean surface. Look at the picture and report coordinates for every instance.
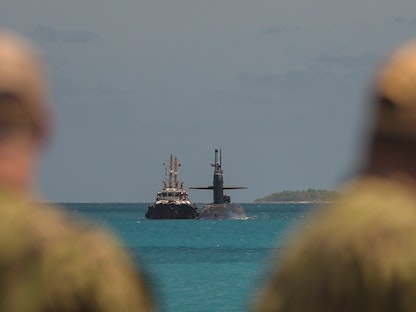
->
[60,203,320,312]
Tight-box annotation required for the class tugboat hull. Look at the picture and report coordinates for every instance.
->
[146,154,198,220]
[145,203,198,219]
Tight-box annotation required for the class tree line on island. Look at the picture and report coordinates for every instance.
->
[254,189,341,203]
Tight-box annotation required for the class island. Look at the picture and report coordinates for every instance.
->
[254,188,341,203]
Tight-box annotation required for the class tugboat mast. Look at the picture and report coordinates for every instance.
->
[174,156,179,188]
[165,154,180,188]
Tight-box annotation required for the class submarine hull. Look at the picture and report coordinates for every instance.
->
[145,203,199,219]
[198,203,247,220]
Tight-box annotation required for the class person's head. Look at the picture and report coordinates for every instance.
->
[365,41,416,177]
[0,31,50,194]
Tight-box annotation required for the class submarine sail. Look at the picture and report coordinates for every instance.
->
[190,148,247,219]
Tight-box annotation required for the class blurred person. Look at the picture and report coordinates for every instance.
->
[0,30,154,311]
[254,41,416,312]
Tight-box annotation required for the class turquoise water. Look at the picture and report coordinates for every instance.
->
[60,203,318,312]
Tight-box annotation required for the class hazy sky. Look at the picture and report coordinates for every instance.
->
[1,0,415,202]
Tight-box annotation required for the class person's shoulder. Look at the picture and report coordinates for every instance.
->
[30,201,132,265]
[287,176,416,257]
[331,175,416,223]
[2,199,119,264]
[32,202,155,311]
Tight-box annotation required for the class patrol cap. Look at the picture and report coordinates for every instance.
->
[373,41,416,140]
[0,31,49,135]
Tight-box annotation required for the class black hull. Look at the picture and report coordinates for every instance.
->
[145,203,199,219]
[198,203,247,220]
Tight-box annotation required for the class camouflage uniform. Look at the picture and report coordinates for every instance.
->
[255,176,416,312]
[0,31,154,311]
[0,191,154,312]
[255,41,416,312]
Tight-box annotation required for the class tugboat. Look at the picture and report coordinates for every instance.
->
[146,154,198,219]
[190,148,247,220]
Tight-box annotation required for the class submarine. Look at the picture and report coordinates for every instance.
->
[190,148,247,220]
